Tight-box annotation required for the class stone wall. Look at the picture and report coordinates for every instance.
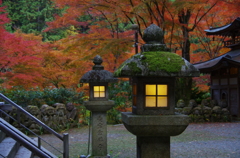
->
[175,99,231,122]
[2,103,79,134]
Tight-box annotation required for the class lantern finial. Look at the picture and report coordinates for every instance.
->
[142,24,163,44]
[141,24,169,52]
[93,55,104,70]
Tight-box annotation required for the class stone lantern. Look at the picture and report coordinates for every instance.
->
[114,24,199,158]
[80,55,118,158]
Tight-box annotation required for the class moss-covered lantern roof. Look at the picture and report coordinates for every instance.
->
[114,24,199,77]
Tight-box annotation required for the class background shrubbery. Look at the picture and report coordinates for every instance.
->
[1,80,214,126]
[0,87,85,107]
[107,81,132,124]
[0,81,133,125]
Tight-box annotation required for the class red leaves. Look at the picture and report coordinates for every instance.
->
[193,74,210,92]
[1,0,239,90]
[0,25,43,89]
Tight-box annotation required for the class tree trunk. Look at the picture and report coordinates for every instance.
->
[181,27,191,62]
[176,9,192,105]
[178,9,191,62]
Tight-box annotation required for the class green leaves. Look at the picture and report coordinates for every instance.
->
[2,0,62,34]
[0,87,85,107]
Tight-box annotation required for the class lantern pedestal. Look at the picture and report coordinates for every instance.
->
[84,101,114,158]
[121,112,189,158]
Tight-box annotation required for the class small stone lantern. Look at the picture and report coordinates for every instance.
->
[80,55,118,158]
[114,24,200,158]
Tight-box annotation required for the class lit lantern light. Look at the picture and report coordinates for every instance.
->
[79,55,117,158]
[113,24,200,158]
[129,77,175,115]
[80,55,117,101]
[93,86,105,98]
[145,84,168,108]
[114,24,199,115]
[89,83,108,101]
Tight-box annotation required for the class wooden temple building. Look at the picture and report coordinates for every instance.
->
[194,17,240,117]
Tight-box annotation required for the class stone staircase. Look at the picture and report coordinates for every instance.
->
[0,118,57,158]
[0,130,38,158]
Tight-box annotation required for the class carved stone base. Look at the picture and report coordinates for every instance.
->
[121,112,189,158]
[84,101,114,158]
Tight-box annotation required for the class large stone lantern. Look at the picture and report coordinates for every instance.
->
[80,55,118,158]
[114,24,200,158]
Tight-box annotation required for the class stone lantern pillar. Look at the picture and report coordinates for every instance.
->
[114,24,200,158]
[80,55,118,158]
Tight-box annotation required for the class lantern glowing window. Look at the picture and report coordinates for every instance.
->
[93,86,105,98]
[145,84,168,107]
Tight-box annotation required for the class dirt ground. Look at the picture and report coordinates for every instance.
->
[39,122,240,158]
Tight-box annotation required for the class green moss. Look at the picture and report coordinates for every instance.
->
[114,62,127,76]
[142,51,184,73]
[114,51,185,76]
[126,62,142,75]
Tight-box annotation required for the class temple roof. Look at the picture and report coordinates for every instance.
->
[193,49,240,72]
[205,17,240,37]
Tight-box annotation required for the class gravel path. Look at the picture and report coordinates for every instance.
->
[40,122,240,158]
[171,122,240,158]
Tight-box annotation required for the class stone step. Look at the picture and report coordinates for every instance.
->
[14,146,34,158]
[0,118,58,158]
[0,137,20,158]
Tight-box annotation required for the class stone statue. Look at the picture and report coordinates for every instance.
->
[188,99,197,109]
[26,105,41,134]
[201,99,210,107]
[66,103,77,121]
[210,100,218,108]
[40,104,49,118]
[44,106,57,130]
[176,99,185,108]
[55,103,67,128]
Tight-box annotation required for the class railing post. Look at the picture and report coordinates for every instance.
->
[38,137,41,149]
[63,133,69,158]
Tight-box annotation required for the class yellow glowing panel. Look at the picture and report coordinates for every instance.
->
[145,96,156,107]
[157,85,167,95]
[157,97,167,107]
[99,92,105,97]
[146,85,156,95]
[94,86,99,91]
[99,86,105,91]
[94,92,106,97]
[94,92,99,97]
[93,86,105,97]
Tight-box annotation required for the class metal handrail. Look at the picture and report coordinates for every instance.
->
[0,119,52,158]
[0,109,63,155]
[0,93,69,158]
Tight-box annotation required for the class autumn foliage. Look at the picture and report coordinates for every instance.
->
[0,0,239,90]
[0,3,41,88]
